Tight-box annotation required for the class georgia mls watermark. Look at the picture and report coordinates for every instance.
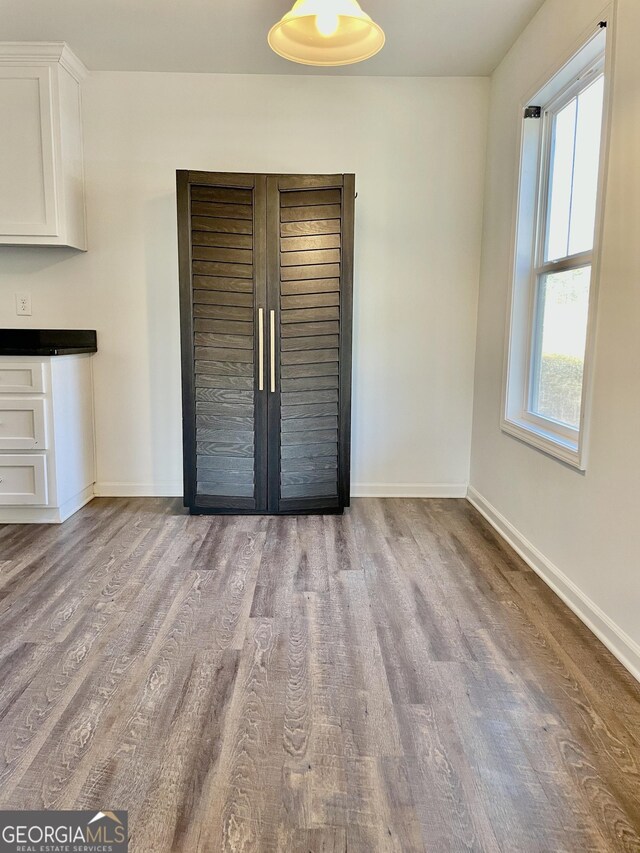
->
[0,811,128,853]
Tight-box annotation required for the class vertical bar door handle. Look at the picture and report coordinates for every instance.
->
[258,308,264,391]
[270,310,276,393]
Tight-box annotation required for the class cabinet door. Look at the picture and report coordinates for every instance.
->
[178,171,268,512]
[0,66,58,237]
[267,175,354,513]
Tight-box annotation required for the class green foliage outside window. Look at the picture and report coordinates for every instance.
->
[536,353,584,426]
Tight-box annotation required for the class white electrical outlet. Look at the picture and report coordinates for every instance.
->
[16,293,32,316]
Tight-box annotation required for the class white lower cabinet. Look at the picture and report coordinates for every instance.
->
[0,354,95,523]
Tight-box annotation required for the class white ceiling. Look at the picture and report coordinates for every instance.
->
[2,0,546,76]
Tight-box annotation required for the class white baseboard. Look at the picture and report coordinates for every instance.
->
[352,483,468,498]
[94,481,182,497]
[467,485,640,684]
[0,484,94,524]
[95,481,467,499]
[58,484,95,521]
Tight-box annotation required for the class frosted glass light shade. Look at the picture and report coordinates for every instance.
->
[268,0,385,66]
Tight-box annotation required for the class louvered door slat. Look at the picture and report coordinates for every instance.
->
[193,305,253,322]
[281,279,340,295]
[280,219,341,237]
[192,216,253,234]
[194,319,254,336]
[193,276,254,293]
[281,234,341,251]
[192,246,253,263]
[192,231,253,249]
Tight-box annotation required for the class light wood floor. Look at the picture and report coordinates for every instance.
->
[0,498,639,852]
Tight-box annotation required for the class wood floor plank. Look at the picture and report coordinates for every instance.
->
[183,617,288,852]
[430,662,583,852]
[250,517,300,619]
[0,496,639,852]
[130,648,240,852]
[395,700,503,851]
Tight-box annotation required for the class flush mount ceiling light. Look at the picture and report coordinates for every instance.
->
[268,0,385,67]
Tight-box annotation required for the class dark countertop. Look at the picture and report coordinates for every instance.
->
[0,329,97,356]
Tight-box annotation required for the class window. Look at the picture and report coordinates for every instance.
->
[503,25,609,469]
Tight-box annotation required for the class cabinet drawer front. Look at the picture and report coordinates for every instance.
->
[0,454,48,505]
[0,362,45,394]
[0,399,47,450]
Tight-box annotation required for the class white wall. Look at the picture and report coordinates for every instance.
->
[469,0,640,678]
[0,72,489,497]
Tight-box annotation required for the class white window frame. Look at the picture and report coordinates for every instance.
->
[502,12,614,470]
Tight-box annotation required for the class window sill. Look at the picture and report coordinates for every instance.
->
[501,416,585,471]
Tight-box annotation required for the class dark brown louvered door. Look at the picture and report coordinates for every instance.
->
[267,174,354,513]
[178,171,268,512]
[178,171,353,515]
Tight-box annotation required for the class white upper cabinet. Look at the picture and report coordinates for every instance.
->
[0,43,87,250]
